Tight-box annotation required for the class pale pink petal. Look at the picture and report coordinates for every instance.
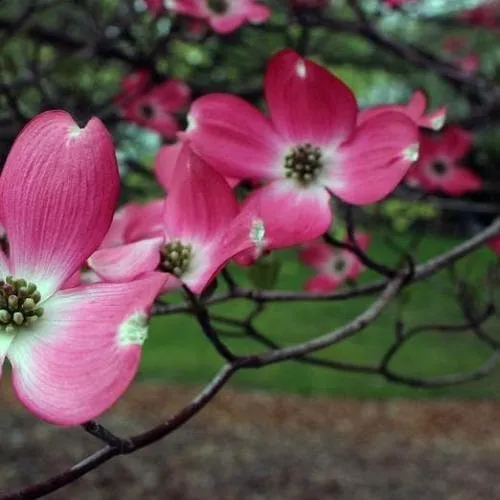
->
[88,238,163,282]
[0,111,119,299]
[7,273,166,426]
[240,181,332,249]
[299,240,333,269]
[328,111,419,205]
[304,273,342,292]
[265,49,357,145]
[210,14,247,33]
[163,144,239,244]
[246,3,271,22]
[183,94,283,180]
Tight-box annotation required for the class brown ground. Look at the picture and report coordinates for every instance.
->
[2,383,500,499]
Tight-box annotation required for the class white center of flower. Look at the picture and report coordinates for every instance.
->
[118,312,148,346]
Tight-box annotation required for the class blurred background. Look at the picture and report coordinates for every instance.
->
[1,0,500,498]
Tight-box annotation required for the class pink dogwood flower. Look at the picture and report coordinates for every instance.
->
[149,0,270,34]
[299,233,371,292]
[183,49,419,250]
[358,90,446,131]
[116,73,191,139]
[89,144,265,294]
[407,127,482,196]
[0,111,165,426]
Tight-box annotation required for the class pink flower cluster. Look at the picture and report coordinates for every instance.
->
[3,48,486,427]
[145,0,270,34]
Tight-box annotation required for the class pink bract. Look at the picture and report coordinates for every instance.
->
[90,143,265,294]
[408,127,482,196]
[358,90,446,131]
[117,76,191,139]
[150,0,270,34]
[299,233,371,292]
[184,49,419,249]
[0,111,165,425]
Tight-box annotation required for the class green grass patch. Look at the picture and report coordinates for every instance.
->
[140,230,500,399]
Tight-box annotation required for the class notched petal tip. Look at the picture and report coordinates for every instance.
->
[118,312,149,346]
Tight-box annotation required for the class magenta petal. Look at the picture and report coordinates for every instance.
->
[299,240,333,270]
[330,111,419,205]
[246,3,271,22]
[241,181,332,249]
[163,145,239,244]
[210,14,247,33]
[184,94,283,180]
[265,49,357,145]
[439,165,482,196]
[124,199,165,243]
[154,143,183,192]
[488,236,500,255]
[0,111,119,299]
[7,273,165,426]
[439,126,473,160]
[304,273,342,292]
[88,238,163,282]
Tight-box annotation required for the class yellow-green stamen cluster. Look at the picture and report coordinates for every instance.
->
[160,240,193,277]
[284,143,323,186]
[207,0,229,14]
[0,276,44,332]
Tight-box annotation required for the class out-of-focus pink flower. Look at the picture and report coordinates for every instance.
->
[89,144,265,294]
[299,233,371,292]
[459,1,500,30]
[183,49,419,250]
[407,127,482,196]
[358,90,446,131]
[487,235,500,255]
[443,37,480,74]
[0,111,165,426]
[116,73,191,139]
[154,142,240,192]
[146,0,270,33]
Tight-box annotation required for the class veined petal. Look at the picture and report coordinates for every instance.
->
[183,94,283,180]
[328,111,419,205]
[163,145,239,244]
[124,199,165,243]
[240,181,333,249]
[88,238,164,282]
[265,49,357,145]
[0,111,119,299]
[154,143,183,192]
[7,273,165,426]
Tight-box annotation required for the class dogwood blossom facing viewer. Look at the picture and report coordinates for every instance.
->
[184,49,419,250]
[299,233,371,292]
[89,144,265,294]
[116,72,191,139]
[407,127,482,196]
[0,111,165,426]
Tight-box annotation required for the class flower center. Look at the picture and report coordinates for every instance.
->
[284,143,323,187]
[333,257,347,274]
[139,103,155,120]
[431,160,448,177]
[0,276,44,332]
[160,240,193,277]
[207,0,229,14]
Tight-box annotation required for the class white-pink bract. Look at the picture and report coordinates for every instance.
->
[0,111,165,426]
[89,143,265,295]
[183,49,420,250]
[299,233,371,292]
